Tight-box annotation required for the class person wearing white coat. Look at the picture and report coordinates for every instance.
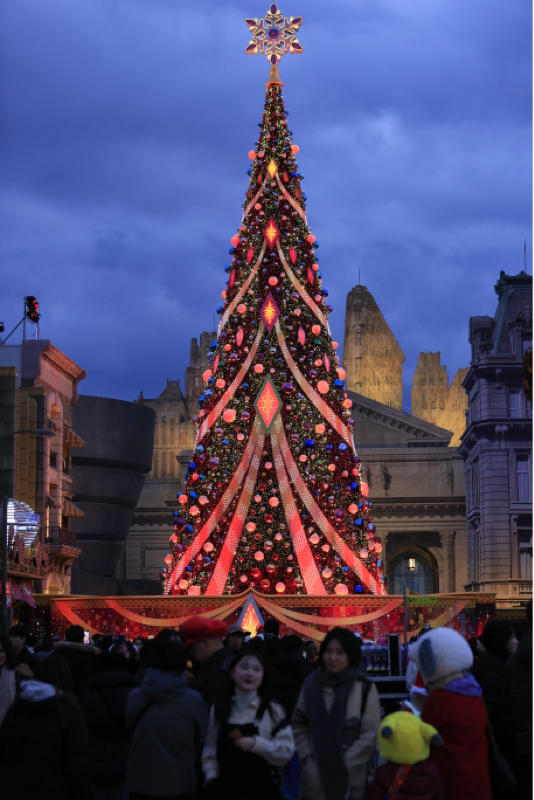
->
[202,646,294,800]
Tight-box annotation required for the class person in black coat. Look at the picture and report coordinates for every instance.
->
[474,619,519,785]
[270,635,313,717]
[0,656,91,800]
[270,635,313,800]
[181,617,233,708]
[126,638,207,800]
[79,650,138,800]
[54,625,100,695]
[505,601,532,800]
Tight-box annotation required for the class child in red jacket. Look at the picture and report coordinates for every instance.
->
[411,627,491,800]
[367,710,445,800]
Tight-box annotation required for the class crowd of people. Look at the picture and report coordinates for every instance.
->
[0,606,531,800]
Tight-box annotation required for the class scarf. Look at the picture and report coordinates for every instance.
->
[304,667,360,800]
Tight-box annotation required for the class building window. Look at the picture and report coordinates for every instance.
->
[516,455,531,502]
[508,389,521,418]
[429,379,434,388]
[519,531,532,580]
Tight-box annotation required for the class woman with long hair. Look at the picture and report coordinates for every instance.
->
[202,646,294,800]
[292,628,380,800]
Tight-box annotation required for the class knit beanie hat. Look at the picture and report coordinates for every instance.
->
[411,627,473,686]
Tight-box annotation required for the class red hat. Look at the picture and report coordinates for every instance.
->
[180,616,228,648]
[411,669,427,696]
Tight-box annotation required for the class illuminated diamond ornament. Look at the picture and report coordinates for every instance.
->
[264,218,280,248]
[261,292,280,332]
[267,159,278,178]
[245,4,303,65]
[254,376,282,432]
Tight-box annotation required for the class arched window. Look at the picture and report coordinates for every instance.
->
[388,548,438,594]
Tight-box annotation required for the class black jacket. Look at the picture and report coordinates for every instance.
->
[505,630,532,757]
[0,681,91,800]
[474,651,515,761]
[79,666,137,781]
[190,646,232,709]
[270,651,313,716]
[54,641,100,695]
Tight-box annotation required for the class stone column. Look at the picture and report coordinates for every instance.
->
[440,532,456,592]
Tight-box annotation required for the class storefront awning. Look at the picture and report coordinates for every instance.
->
[64,427,86,448]
[62,498,85,518]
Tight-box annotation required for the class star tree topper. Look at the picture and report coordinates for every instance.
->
[245,4,303,66]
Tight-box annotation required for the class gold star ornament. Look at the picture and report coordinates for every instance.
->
[245,4,303,66]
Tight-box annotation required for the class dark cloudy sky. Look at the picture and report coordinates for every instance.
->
[1,0,531,411]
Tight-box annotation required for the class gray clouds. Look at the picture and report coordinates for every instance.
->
[1,0,531,408]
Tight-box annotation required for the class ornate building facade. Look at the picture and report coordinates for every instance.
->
[125,333,215,586]
[460,270,532,604]
[351,391,466,595]
[0,340,86,602]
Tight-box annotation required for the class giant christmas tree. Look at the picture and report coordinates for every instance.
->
[164,5,385,597]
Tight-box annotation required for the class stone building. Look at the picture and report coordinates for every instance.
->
[0,340,86,600]
[125,332,215,587]
[411,353,469,446]
[351,391,466,594]
[460,270,532,604]
[343,284,405,410]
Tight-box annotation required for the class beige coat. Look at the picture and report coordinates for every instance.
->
[292,678,380,800]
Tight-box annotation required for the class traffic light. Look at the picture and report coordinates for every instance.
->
[24,296,40,323]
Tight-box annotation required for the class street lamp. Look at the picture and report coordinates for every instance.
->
[1,427,55,637]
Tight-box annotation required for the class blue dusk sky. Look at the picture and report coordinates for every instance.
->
[1,0,531,411]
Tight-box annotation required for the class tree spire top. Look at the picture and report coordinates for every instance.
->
[245,4,303,72]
